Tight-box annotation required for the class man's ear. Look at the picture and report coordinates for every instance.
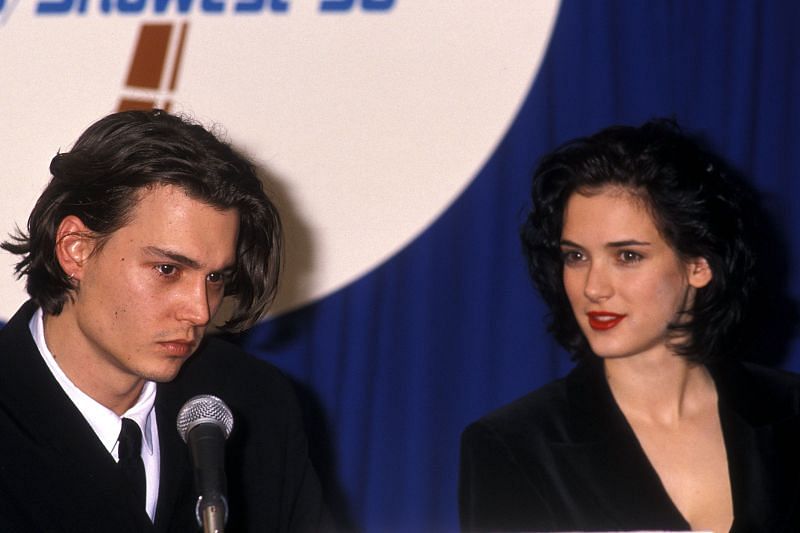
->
[55,216,94,282]
[687,257,712,289]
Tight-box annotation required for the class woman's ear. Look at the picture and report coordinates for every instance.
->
[687,257,713,289]
[54,216,94,282]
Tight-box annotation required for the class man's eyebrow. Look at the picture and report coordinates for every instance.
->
[143,246,202,269]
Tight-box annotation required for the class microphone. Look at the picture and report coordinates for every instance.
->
[177,395,234,533]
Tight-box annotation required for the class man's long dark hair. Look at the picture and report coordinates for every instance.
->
[2,109,282,331]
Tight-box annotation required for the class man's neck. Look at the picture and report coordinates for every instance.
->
[43,310,144,416]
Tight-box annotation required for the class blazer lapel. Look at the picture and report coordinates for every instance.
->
[0,301,154,531]
[553,360,800,532]
[152,384,195,532]
[551,360,690,529]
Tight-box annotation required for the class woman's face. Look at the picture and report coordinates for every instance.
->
[560,187,712,361]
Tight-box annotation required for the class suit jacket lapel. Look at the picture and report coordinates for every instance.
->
[0,301,154,531]
[152,387,195,532]
[0,302,199,532]
[555,360,800,532]
[554,360,691,529]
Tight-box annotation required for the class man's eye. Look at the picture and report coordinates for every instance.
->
[156,264,177,276]
[207,272,223,283]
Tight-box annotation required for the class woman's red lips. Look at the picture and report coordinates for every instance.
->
[586,312,626,331]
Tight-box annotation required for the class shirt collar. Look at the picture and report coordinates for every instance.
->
[29,307,158,456]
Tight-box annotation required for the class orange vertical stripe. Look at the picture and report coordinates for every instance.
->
[125,24,173,89]
[169,22,189,91]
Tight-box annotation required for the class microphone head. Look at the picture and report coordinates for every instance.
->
[176,394,234,443]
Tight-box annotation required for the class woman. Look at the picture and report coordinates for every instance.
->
[458,120,800,532]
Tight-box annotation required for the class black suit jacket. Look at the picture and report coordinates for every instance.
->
[0,301,326,532]
[459,358,800,532]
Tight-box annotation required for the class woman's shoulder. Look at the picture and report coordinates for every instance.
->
[714,361,800,422]
[468,359,607,427]
[469,378,571,431]
[462,362,600,449]
[716,361,800,392]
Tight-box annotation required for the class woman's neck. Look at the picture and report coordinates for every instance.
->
[603,352,716,426]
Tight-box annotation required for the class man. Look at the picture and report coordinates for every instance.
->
[0,110,326,531]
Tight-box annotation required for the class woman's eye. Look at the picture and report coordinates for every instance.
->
[207,272,223,283]
[619,250,643,263]
[561,250,584,265]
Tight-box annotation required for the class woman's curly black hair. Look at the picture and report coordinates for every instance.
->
[521,119,756,363]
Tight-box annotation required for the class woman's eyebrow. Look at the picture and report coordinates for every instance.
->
[607,240,651,248]
[559,239,653,248]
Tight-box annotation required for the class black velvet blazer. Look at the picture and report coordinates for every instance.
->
[459,358,800,532]
[0,301,327,532]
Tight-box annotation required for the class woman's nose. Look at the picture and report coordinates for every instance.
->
[583,264,614,302]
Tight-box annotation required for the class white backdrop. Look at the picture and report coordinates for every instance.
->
[0,1,558,319]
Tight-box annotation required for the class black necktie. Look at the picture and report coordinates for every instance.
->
[118,417,146,511]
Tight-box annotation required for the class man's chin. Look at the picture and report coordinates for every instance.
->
[143,362,188,383]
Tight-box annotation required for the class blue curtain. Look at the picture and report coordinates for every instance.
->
[238,1,800,531]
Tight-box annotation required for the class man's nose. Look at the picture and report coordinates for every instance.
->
[177,281,211,326]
